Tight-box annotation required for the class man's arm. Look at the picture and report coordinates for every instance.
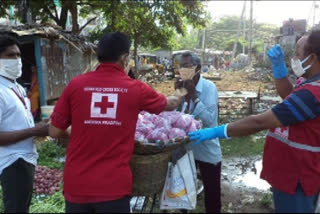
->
[188,110,282,144]
[0,121,49,146]
[227,110,282,137]
[267,44,293,99]
[189,88,320,144]
[49,124,71,139]
[180,79,218,127]
[164,95,183,111]
[275,78,293,99]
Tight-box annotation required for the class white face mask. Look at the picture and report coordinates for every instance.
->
[290,55,312,77]
[0,59,22,80]
[178,67,196,80]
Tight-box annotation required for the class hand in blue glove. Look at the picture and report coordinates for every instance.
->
[267,44,288,79]
[188,124,230,145]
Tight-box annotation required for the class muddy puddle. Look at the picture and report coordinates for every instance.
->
[222,156,270,192]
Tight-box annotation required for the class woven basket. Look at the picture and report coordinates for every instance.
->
[130,151,171,196]
[134,136,190,155]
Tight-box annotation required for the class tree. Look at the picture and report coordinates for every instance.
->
[172,27,201,50]
[0,0,16,19]
[92,0,206,72]
[0,0,100,34]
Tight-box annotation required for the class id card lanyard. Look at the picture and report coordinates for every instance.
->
[11,86,27,109]
[11,85,34,127]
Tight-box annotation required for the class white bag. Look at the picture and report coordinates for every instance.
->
[315,192,320,213]
[160,150,197,210]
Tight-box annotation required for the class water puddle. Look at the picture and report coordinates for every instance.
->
[222,156,270,192]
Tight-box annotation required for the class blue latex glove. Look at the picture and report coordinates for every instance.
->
[267,44,288,79]
[188,124,229,145]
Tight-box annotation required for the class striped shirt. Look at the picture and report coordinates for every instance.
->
[272,88,320,126]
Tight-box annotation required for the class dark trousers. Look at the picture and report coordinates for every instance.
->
[65,196,131,213]
[0,158,35,213]
[197,160,221,213]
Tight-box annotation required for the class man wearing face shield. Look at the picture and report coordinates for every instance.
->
[188,30,320,213]
[174,51,221,213]
[0,36,49,213]
[48,32,183,213]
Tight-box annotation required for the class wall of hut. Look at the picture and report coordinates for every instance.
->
[39,38,96,101]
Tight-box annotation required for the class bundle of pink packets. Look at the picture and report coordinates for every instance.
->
[135,111,202,145]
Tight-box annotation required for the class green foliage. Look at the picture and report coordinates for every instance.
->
[173,27,200,50]
[0,0,99,32]
[0,186,64,213]
[0,187,3,213]
[30,190,65,213]
[220,131,266,157]
[36,140,65,170]
[0,0,15,18]
[260,192,273,208]
[90,1,206,49]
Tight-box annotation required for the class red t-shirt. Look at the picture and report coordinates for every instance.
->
[50,63,167,203]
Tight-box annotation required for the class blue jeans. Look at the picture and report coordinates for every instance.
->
[272,182,317,213]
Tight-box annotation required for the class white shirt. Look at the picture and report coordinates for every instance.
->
[0,76,38,175]
[184,75,222,164]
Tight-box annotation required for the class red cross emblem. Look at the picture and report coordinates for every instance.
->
[91,93,118,119]
[94,96,115,114]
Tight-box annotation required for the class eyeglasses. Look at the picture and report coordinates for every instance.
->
[179,63,196,69]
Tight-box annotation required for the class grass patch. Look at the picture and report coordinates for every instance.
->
[30,190,65,213]
[0,187,3,213]
[0,187,65,213]
[260,192,273,208]
[36,140,66,170]
[220,131,266,158]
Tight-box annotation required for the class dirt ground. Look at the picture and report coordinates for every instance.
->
[221,182,273,213]
[151,70,272,96]
[220,156,274,213]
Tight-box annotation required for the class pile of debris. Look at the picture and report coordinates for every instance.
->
[219,98,249,116]
[138,70,174,84]
[230,54,250,70]
[248,68,273,82]
[202,71,222,80]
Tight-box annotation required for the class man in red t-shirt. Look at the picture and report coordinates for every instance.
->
[49,32,182,213]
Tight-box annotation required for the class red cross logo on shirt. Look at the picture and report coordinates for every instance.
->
[94,96,115,114]
[274,127,289,138]
[91,93,118,119]
[280,127,287,132]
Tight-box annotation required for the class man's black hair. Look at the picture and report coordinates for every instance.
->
[0,35,19,57]
[128,69,136,79]
[304,30,320,60]
[181,51,201,66]
[97,32,131,63]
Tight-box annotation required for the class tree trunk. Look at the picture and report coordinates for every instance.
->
[70,1,79,34]
[59,1,70,29]
[134,37,139,75]
[110,1,116,32]
[20,0,27,24]
[248,0,253,64]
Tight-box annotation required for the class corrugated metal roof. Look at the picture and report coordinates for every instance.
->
[0,24,96,53]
